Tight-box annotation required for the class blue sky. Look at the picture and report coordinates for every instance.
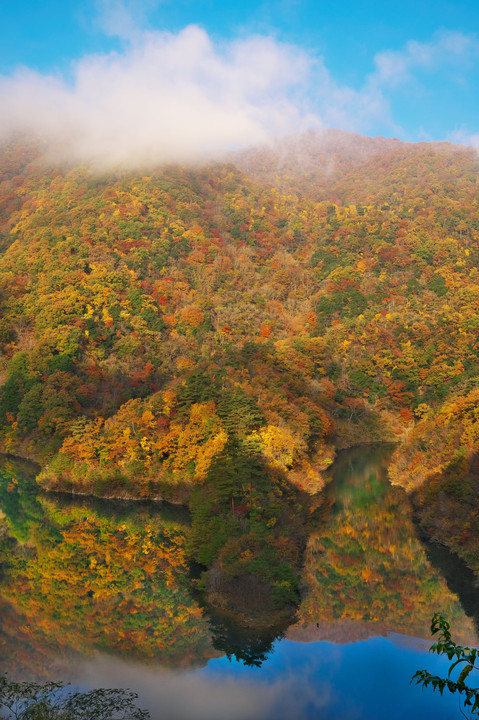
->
[1,0,478,167]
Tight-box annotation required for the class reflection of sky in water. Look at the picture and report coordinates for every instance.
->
[78,635,463,720]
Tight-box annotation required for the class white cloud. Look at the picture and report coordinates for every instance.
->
[447,128,479,149]
[0,0,398,171]
[0,25,328,169]
[1,7,477,169]
[372,30,479,88]
[78,652,333,720]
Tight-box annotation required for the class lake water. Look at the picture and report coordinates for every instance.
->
[1,445,478,719]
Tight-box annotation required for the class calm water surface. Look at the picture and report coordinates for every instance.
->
[1,445,478,719]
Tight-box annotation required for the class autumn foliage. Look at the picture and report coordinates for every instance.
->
[1,130,479,596]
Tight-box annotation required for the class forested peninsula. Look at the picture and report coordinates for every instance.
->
[1,130,479,614]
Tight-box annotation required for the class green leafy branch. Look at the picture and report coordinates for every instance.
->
[0,675,150,720]
[412,613,479,715]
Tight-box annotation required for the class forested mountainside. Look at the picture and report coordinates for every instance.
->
[1,130,479,609]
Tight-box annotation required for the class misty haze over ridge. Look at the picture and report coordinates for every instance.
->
[229,129,479,199]
[1,127,475,187]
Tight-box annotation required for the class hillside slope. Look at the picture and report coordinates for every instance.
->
[1,130,479,602]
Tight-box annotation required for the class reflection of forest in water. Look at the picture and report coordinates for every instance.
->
[293,444,478,646]
[0,456,214,680]
[0,446,477,682]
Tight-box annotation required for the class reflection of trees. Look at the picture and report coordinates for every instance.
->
[297,445,476,645]
[0,459,213,680]
[412,450,479,574]
[0,458,43,544]
[0,455,300,679]
[421,538,479,640]
[205,606,290,667]
[5,443,477,683]
[412,450,479,639]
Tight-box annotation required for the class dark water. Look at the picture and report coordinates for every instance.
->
[0,446,478,719]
